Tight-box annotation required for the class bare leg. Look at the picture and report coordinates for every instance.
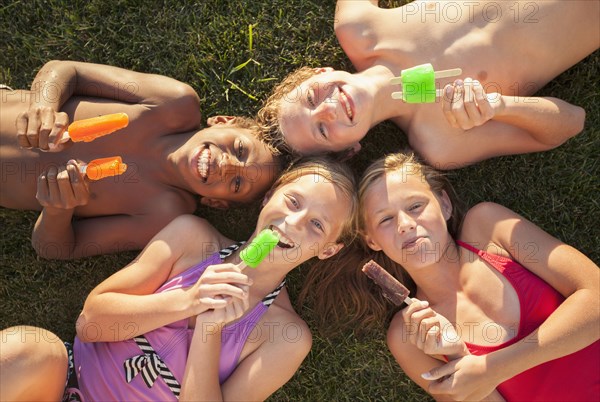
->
[0,326,68,401]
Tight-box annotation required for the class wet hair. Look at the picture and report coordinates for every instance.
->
[299,151,464,337]
[256,67,320,156]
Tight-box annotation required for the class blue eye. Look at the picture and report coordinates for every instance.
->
[312,220,324,232]
[286,194,299,208]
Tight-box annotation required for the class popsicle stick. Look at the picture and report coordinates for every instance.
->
[390,68,462,86]
[434,68,462,79]
[392,89,444,100]
[390,77,403,85]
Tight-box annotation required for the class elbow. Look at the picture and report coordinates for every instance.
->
[31,236,73,260]
[75,314,93,342]
[569,106,586,138]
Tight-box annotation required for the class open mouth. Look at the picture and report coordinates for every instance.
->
[338,87,354,123]
[197,146,211,182]
[269,225,295,249]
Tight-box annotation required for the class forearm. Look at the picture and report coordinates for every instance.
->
[32,207,76,260]
[494,95,585,146]
[77,289,197,342]
[488,288,599,383]
[29,60,78,111]
[180,322,223,401]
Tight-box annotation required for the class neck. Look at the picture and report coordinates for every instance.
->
[358,64,412,125]
[409,240,462,304]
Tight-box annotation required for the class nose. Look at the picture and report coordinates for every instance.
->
[396,211,416,234]
[314,99,337,122]
[285,209,308,227]
[219,153,243,179]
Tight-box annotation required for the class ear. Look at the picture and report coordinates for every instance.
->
[206,115,236,126]
[318,242,345,260]
[439,190,453,221]
[313,67,334,74]
[339,142,362,161]
[200,197,230,210]
[364,233,383,252]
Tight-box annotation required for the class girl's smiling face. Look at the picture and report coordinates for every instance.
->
[362,170,453,270]
[256,172,352,266]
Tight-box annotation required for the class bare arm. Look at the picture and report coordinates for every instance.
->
[426,79,585,167]
[76,215,249,342]
[387,311,505,401]
[425,203,599,398]
[32,171,193,259]
[478,203,598,385]
[17,60,201,150]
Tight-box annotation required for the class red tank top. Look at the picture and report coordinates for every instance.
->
[456,240,599,401]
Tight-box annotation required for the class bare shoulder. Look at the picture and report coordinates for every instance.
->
[334,1,381,69]
[267,300,312,355]
[460,202,522,256]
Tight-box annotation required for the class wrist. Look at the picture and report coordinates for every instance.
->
[42,206,75,218]
[488,94,507,117]
[447,341,470,361]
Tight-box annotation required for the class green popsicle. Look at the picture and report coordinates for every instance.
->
[400,63,436,103]
[390,64,462,103]
[240,229,280,268]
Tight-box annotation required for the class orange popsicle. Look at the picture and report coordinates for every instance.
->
[66,113,129,143]
[80,156,128,181]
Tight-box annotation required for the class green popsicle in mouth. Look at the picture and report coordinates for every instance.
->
[240,228,281,268]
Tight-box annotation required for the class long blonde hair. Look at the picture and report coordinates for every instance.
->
[300,151,464,337]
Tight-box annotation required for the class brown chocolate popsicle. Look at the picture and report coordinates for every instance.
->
[362,260,413,306]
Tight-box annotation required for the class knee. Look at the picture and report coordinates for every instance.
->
[1,325,67,368]
[1,326,68,400]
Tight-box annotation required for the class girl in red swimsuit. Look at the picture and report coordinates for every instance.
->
[306,151,599,401]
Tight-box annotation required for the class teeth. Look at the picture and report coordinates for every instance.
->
[339,89,353,121]
[269,225,295,248]
[197,147,210,181]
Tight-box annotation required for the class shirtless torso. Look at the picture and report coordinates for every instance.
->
[336,0,599,166]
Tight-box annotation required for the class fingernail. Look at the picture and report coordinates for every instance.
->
[445,86,452,95]
[421,372,433,380]
[67,159,77,165]
[48,143,55,149]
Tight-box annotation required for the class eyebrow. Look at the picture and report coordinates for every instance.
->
[370,194,424,215]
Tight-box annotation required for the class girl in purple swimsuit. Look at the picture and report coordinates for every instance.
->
[0,156,357,401]
[303,151,599,401]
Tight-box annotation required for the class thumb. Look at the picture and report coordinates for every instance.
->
[421,360,457,381]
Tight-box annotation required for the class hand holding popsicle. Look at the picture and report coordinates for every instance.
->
[390,63,462,103]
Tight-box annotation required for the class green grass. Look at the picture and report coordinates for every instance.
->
[1,0,598,401]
